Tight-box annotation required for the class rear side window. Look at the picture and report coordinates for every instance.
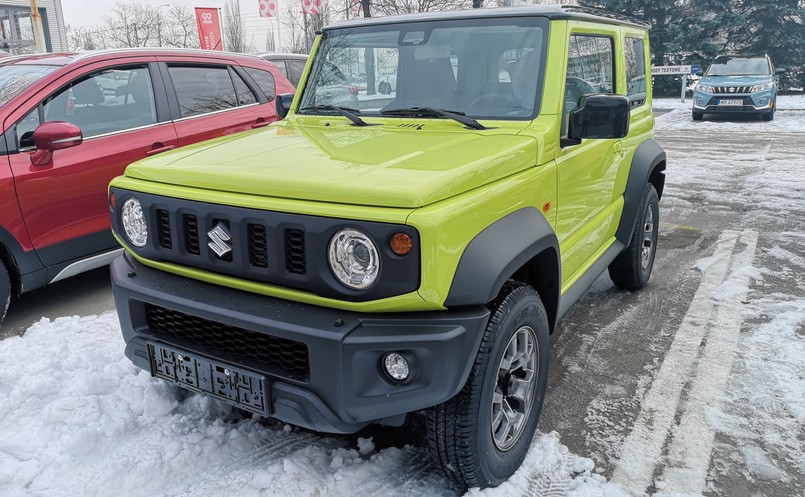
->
[625,37,647,107]
[168,65,241,118]
[231,71,258,106]
[288,60,307,86]
[244,67,276,101]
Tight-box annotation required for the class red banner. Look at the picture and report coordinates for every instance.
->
[195,7,223,51]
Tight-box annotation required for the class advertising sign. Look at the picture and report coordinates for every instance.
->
[195,7,223,51]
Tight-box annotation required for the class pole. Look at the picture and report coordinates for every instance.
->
[303,11,309,53]
[30,0,46,52]
[681,73,687,103]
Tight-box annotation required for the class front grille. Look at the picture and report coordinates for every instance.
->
[157,209,172,249]
[248,223,268,268]
[144,303,310,377]
[715,86,751,94]
[184,214,201,255]
[285,229,306,274]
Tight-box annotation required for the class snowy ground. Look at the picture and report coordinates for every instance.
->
[1,96,804,497]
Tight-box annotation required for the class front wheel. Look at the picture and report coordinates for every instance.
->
[692,110,703,121]
[609,183,659,290]
[426,282,550,490]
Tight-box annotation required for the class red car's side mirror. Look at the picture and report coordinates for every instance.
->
[31,121,83,166]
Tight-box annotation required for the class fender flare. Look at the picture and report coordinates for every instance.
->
[444,207,560,312]
[616,139,666,246]
[0,225,45,294]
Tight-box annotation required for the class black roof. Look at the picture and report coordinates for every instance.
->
[323,4,650,32]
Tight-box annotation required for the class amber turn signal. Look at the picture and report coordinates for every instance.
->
[109,192,116,209]
[390,232,413,256]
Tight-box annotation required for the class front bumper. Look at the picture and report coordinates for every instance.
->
[692,89,775,114]
[112,253,489,433]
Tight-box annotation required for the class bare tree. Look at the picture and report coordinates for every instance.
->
[66,25,99,51]
[160,5,199,49]
[280,3,310,53]
[223,0,255,52]
[265,27,276,51]
[102,1,162,47]
[373,0,469,16]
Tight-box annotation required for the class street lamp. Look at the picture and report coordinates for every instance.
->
[157,4,170,47]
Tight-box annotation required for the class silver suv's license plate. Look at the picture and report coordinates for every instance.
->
[718,99,743,106]
[148,343,268,415]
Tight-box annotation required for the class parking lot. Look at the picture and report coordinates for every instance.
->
[1,97,803,497]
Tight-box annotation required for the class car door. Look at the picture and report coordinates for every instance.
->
[161,58,278,148]
[6,58,178,268]
[554,29,625,290]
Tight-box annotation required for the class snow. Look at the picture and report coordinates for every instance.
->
[2,94,805,497]
[0,314,626,497]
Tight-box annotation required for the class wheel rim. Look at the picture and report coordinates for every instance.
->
[491,325,538,451]
[641,204,655,270]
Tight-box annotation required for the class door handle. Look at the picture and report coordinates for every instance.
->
[614,141,623,153]
[146,145,176,156]
[251,121,271,129]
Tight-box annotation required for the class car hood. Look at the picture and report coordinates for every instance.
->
[123,121,538,209]
[700,74,773,86]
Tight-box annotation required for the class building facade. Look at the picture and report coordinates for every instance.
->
[1,0,66,54]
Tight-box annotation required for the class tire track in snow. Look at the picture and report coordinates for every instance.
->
[609,230,754,495]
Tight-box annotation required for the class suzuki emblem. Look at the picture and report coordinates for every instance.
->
[728,87,736,93]
[207,224,232,258]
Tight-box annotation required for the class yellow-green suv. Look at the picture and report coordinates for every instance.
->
[110,5,665,489]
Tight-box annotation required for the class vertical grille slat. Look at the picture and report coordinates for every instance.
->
[156,209,172,249]
[285,229,306,275]
[184,213,201,255]
[248,223,268,268]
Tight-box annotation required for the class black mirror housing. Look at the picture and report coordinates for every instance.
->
[775,67,786,75]
[568,94,630,141]
[276,93,295,119]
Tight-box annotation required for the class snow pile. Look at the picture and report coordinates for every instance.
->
[0,313,626,497]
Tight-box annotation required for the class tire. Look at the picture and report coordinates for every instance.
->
[609,183,659,291]
[0,261,10,325]
[762,110,774,121]
[378,81,392,95]
[426,281,550,490]
[692,111,703,121]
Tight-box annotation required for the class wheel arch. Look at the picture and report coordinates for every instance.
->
[617,139,666,247]
[0,225,45,296]
[444,207,561,332]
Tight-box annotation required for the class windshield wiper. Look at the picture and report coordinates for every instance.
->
[380,107,486,130]
[298,105,369,127]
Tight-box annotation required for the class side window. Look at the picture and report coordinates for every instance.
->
[16,106,40,149]
[625,37,647,107]
[288,60,307,86]
[244,67,276,101]
[231,69,258,106]
[273,60,289,81]
[565,35,614,114]
[168,65,239,118]
[42,66,157,139]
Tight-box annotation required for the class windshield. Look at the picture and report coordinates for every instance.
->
[299,17,549,120]
[706,56,771,76]
[0,64,57,107]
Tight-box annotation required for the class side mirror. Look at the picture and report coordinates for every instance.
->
[276,93,295,119]
[30,121,83,166]
[775,67,786,75]
[694,70,703,76]
[567,94,630,142]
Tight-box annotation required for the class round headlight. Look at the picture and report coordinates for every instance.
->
[121,198,148,248]
[328,228,380,290]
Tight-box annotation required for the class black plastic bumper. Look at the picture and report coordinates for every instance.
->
[111,254,489,434]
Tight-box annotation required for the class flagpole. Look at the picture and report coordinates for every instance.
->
[276,2,282,51]
[303,10,309,54]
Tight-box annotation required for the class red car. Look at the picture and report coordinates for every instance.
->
[0,49,294,323]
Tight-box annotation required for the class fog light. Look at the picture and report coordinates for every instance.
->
[383,352,409,382]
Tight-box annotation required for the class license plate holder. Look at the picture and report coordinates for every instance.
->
[718,99,743,106]
[148,342,268,415]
